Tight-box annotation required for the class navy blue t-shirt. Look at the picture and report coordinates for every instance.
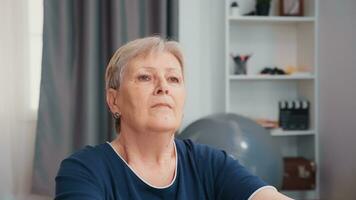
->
[55,139,270,200]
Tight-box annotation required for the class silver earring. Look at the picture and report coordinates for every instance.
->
[113,112,121,119]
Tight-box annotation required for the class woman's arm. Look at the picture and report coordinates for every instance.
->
[251,188,293,200]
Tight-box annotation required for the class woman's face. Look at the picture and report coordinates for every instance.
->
[116,52,185,133]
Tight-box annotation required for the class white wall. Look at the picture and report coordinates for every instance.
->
[318,0,356,199]
[179,0,225,130]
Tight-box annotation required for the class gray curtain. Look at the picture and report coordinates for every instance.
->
[32,0,178,195]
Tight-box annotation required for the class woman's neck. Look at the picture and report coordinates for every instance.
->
[110,126,177,187]
[111,126,176,165]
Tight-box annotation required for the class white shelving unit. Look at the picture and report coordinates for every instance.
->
[229,16,316,22]
[270,129,315,137]
[229,74,315,80]
[225,0,319,199]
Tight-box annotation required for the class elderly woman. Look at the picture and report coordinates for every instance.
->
[55,36,292,200]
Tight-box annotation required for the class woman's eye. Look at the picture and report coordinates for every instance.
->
[168,76,180,83]
[137,74,151,81]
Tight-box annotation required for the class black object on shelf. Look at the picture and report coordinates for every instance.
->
[279,100,309,130]
[260,67,286,75]
[256,0,271,16]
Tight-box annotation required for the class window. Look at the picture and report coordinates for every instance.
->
[28,0,43,111]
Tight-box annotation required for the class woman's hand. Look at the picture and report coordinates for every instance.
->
[252,188,294,200]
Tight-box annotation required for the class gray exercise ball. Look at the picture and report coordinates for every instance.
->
[177,113,283,189]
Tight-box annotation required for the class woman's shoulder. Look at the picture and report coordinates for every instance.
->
[55,143,114,198]
[57,143,112,179]
[175,139,269,199]
[175,138,228,164]
[64,143,109,163]
[176,138,224,153]
[175,138,245,177]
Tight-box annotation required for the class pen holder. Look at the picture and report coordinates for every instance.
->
[231,54,252,75]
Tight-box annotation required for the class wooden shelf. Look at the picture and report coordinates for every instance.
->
[229,74,315,80]
[270,129,315,136]
[228,16,315,23]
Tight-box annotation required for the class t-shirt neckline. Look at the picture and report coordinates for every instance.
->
[106,140,178,190]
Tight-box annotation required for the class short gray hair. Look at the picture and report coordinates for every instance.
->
[105,36,184,91]
[105,36,184,132]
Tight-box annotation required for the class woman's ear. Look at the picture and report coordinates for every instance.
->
[106,88,120,113]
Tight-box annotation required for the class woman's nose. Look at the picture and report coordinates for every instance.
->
[154,78,169,95]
